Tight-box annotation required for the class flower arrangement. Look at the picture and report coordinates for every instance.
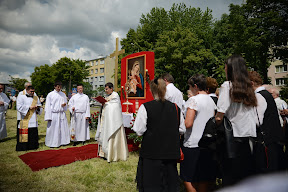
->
[89,111,100,130]
[127,113,143,144]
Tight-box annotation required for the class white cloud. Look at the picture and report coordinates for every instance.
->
[0,0,243,82]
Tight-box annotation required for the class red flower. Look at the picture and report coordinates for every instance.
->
[132,119,135,121]
[94,112,96,115]
[96,116,98,118]
[97,111,100,114]
[89,121,91,124]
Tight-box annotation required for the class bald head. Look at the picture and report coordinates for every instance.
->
[24,82,32,89]
[268,88,279,99]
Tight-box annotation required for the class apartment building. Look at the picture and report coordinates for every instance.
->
[85,56,115,90]
[267,58,288,91]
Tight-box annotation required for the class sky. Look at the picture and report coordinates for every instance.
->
[0,0,243,84]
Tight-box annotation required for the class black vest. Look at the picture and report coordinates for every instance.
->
[258,90,282,145]
[140,100,180,159]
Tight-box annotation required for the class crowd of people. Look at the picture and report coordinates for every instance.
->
[133,54,288,192]
[0,54,288,191]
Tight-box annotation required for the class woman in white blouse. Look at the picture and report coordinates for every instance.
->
[181,74,217,192]
[215,55,258,186]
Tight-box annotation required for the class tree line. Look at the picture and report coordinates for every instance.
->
[120,0,288,93]
[9,0,288,98]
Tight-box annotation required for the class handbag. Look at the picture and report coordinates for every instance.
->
[198,116,217,150]
[199,116,236,158]
[174,103,184,163]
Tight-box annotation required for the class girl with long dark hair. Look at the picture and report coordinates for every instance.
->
[215,55,257,186]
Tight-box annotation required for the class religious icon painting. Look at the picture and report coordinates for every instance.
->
[126,55,146,98]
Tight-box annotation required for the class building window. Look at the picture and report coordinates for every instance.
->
[95,77,98,82]
[275,65,287,73]
[100,68,104,73]
[100,85,104,87]
[90,69,94,74]
[275,78,287,86]
[99,76,104,82]
[95,85,97,89]
[90,77,93,82]
[90,61,93,66]
[95,69,98,74]
[100,60,104,65]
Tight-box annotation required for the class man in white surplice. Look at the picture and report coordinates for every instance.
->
[44,81,70,147]
[68,84,90,146]
[0,84,10,140]
[162,73,183,109]
[95,82,128,162]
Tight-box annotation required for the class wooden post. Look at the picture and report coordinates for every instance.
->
[110,37,125,92]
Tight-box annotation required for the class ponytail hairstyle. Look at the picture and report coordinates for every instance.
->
[150,77,166,102]
[225,55,257,107]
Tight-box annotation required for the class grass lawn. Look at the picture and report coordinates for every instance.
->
[0,108,140,192]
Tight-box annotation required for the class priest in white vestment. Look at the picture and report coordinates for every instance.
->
[95,82,128,162]
[44,81,70,148]
[0,84,9,140]
[17,82,37,130]
[68,84,90,145]
[16,86,42,151]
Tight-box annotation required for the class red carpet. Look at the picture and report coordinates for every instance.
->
[19,144,99,171]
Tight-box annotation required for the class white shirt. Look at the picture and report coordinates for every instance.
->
[254,87,267,125]
[165,83,183,109]
[183,94,216,148]
[217,81,257,137]
[17,94,42,128]
[132,103,186,136]
[274,97,287,126]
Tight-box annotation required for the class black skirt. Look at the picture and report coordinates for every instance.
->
[136,157,178,192]
[221,137,254,186]
[180,147,217,182]
[16,127,39,151]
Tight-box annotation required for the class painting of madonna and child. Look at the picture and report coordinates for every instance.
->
[127,56,145,98]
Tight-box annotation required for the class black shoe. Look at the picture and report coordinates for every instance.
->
[73,142,77,146]
[82,141,85,145]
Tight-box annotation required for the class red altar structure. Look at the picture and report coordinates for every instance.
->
[120,51,155,113]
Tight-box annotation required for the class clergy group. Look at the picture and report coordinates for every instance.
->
[2,80,128,163]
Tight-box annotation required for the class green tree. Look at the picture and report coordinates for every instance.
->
[225,0,288,83]
[82,82,97,98]
[8,76,28,92]
[53,57,89,93]
[31,64,55,97]
[31,57,89,96]
[155,26,215,92]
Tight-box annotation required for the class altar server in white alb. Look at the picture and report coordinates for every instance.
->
[162,73,183,109]
[0,84,9,140]
[96,82,128,162]
[16,86,42,151]
[44,81,70,148]
[68,84,90,146]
